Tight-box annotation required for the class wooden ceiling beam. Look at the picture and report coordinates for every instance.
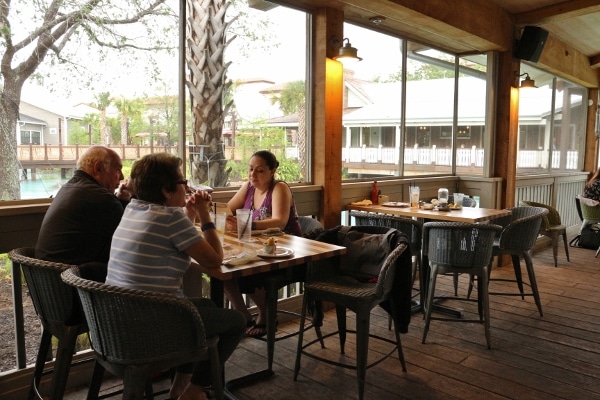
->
[273,0,513,52]
[514,0,600,25]
[536,34,599,88]
[590,54,600,69]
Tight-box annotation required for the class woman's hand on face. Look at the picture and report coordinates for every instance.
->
[186,190,212,214]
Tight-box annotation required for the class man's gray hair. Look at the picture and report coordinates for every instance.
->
[76,146,112,173]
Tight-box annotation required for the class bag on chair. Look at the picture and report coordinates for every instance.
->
[570,223,600,249]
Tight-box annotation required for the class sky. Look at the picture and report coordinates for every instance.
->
[17,3,403,108]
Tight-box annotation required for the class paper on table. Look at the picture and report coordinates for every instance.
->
[251,227,281,236]
[223,253,260,266]
[351,199,372,206]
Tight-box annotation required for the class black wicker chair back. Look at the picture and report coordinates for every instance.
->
[8,247,85,400]
[61,263,223,400]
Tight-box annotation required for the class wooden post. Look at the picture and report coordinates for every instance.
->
[313,7,344,229]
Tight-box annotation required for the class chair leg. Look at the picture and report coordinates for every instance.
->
[29,329,52,400]
[122,367,149,399]
[50,326,80,400]
[264,283,279,371]
[523,250,543,317]
[86,361,105,400]
[208,345,224,400]
[355,311,370,400]
[511,254,525,299]
[479,267,491,349]
[294,295,310,381]
[453,272,460,296]
[551,234,559,268]
[562,231,570,262]
[311,300,326,348]
[335,305,347,354]
[392,325,407,372]
[422,265,438,344]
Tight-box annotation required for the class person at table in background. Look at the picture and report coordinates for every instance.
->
[105,153,245,400]
[225,150,302,338]
[35,145,132,264]
[583,167,600,201]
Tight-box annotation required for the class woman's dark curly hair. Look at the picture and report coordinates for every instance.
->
[252,150,280,170]
[130,153,183,204]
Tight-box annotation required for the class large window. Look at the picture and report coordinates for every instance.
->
[16,2,309,200]
[517,65,587,174]
[339,24,489,180]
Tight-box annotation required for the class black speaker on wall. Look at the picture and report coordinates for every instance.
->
[514,26,549,63]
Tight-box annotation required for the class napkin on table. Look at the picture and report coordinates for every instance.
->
[224,253,261,266]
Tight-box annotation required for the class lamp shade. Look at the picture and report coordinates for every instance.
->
[519,74,537,89]
[334,38,362,65]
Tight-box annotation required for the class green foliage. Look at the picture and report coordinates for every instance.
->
[121,160,134,179]
[0,253,9,281]
[226,123,301,184]
[271,80,305,115]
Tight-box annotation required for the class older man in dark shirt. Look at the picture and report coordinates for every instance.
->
[35,145,132,264]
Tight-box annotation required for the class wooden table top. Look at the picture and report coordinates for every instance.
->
[196,232,346,281]
[346,203,511,223]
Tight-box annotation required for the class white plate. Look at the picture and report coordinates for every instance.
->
[256,247,294,258]
[381,202,410,208]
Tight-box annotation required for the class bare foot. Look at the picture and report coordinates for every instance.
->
[177,383,209,400]
[170,372,191,399]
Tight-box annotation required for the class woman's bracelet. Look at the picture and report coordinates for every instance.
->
[201,222,216,232]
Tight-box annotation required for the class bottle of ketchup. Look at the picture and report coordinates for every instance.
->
[371,181,379,204]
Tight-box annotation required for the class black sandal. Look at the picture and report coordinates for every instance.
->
[246,323,267,338]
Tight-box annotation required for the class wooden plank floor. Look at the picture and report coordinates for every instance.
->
[66,243,600,400]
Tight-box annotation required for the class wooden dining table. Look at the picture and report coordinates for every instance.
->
[346,202,511,223]
[191,231,346,400]
[345,203,512,317]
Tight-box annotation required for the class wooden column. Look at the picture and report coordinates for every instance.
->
[493,51,520,209]
[313,8,344,229]
[585,88,599,173]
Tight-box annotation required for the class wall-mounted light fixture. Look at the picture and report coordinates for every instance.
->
[332,37,362,65]
[518,72,537,89]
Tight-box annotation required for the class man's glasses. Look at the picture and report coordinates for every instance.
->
[175,179,188,186]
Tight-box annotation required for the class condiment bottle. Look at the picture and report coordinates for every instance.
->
[371,181,379,204]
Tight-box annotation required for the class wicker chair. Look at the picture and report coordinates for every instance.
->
[485,206,548,316]
[578,197,600,257]
[578,196,600,224]
[8,247,87,400]
[421,222,502,349]
[350,211,423,322]
[520,200,569,267]
[61,263,223,400]
[294,226,411,400]
[256,216,326,371]
[448,195,476,207]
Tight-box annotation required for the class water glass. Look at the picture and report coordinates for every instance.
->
[409,186,420,209]
[236,209,252,242]
[453,193,464,208]
[214,212,227,244]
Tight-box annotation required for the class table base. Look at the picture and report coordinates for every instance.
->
[225,369,275,400]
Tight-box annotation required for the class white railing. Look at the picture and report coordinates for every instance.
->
[343,146,579,169]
